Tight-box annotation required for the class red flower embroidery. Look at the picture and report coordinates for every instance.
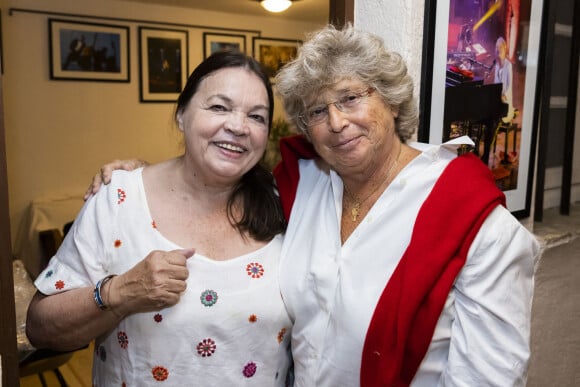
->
[196,338,216,357]
[114,239,122,248]
[248,314,257,323]
[277,327,287,343]
[154,313,163,323]
[117,331,128,349]
[117,188,126,204]
[246,262,264,278]
[243,361,257,377]
[55,280,65,290]
[152,366,169,381]
[152,220,157,228]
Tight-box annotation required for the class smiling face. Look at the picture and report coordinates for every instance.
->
[177,67,270,185]
[305,78,399,178]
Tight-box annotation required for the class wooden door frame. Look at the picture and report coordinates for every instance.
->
[0,71,19,386]
[329,0,354,26]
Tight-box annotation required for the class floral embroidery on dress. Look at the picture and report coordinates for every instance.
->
[248,314,257,323]
[114,239,122,248]
[277,327,287,343]
[117,188,126,204]
[95,345,107,362]
[117,331,129,349]
[151,365,169,381]
[154,313,163,323]
[246,262,264,278]
[200,289,218,307]
[152,220,157,229]
[243,361,257,377]
[55,280,65,290]
[45,270,53,278]
[196,338,216,357]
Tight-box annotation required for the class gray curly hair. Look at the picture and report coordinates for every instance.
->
[275,24,418,141]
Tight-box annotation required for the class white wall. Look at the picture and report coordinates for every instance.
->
[1,0,322,251]
[355,0,426,123]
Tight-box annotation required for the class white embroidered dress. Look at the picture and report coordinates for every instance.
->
[34,169,292,386]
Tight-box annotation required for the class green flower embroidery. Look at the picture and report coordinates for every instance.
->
[200,289,218,307]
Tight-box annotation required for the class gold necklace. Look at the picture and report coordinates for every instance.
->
[343,143,402,222]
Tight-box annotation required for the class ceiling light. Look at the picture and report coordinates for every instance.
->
[260,0,293,13]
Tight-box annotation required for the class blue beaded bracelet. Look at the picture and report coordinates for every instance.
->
[93,274,116,310]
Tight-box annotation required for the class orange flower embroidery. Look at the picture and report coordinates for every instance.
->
[152,220,157,229]
[277,327,287,343]
[248,314,257,323]
[55,280,65,290]
[114,239,122,248]
[152,365,169,381]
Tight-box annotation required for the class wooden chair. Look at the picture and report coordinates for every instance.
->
[19,349,73,387]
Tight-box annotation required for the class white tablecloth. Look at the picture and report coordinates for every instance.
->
[13,195,83,278]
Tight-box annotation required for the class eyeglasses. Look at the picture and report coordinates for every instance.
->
[299,88,375,127]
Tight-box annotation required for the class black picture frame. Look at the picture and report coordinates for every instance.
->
[48,19,129,82]
[138,27,188,103]
[203,32,247,58]
[419,0,546,218]
[252,37,301,80]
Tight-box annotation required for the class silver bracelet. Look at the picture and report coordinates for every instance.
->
[93,274,116,310]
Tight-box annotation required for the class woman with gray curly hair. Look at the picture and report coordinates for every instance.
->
[273,23,538,386]
[275,24,418,142]
[87,24,539,387]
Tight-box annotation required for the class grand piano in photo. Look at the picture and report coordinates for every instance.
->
[442,79,508,166]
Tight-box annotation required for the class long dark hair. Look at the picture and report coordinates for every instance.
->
[175,51,285,241]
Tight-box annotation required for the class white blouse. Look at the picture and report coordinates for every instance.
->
[279,141,539,386]
[35,169,292,386]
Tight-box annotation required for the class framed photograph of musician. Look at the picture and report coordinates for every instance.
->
[252,37,301,80]
[139,27,188,103]
[49,19,129,82]
[419,0,546,218]
[203,33,247,59]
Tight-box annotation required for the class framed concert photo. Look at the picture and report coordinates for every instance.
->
[419,0,546,218]
[203,32,247,58]
[139,27,188,103]
[252,37,301,80]
[49,19,129,82]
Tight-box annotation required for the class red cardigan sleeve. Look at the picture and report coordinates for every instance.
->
[272,134,318,221]
[361,152,505,386]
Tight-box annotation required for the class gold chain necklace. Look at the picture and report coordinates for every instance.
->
[343,143,402,222]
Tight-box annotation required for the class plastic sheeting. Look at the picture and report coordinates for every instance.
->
[13,259,37,361]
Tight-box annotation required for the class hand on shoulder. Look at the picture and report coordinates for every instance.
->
[84,159,149,200]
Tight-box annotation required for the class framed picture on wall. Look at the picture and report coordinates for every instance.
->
[139,27,188,103]
[203,32,247,58]
[252,37,301,80]
[419,0,546,218]
[48,19,129,82]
